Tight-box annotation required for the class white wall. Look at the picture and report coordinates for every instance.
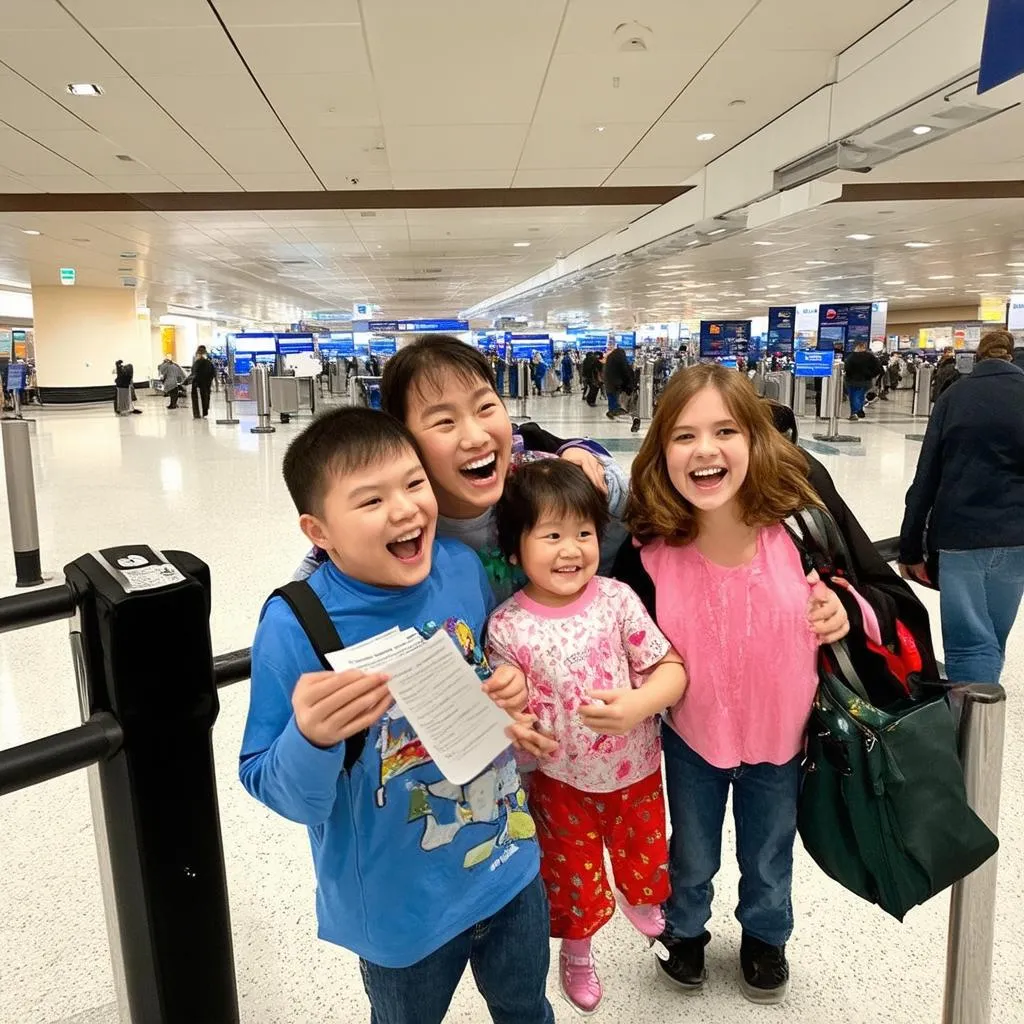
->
[34,286,148,387]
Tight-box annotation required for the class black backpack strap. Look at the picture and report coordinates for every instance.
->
[269,581,366,772]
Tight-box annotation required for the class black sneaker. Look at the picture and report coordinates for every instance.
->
[856,410,866,419]
[654,931,709,993]
[606,410,617,420]
[739,934,789,1004]
[631,417,641,433]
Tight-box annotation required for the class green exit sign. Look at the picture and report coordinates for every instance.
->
[59,267,76,285]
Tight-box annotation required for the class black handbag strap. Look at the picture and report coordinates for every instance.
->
[270,581,365,772]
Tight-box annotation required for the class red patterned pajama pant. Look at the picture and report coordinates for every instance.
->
[528,769,670,940]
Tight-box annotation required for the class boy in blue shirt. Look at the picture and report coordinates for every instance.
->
[240,407,555,1024]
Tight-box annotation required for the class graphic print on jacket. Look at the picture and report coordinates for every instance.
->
[369,615,536,869]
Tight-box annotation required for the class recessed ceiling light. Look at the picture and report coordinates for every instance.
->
[21,229,40,236]
[1007,262,1024,267]
[847,233,873,241]
[976,272,1002,277]
[912,125,933,136]
[67,83,102,96]
[513,241,530,248]
[929,274,954,280]
[595,125,606,133]
[883,280,905,285]
[707,228,727,236]
[696,132,716,142]
[752,241,774,246]
[905,241,932,248]
[805,260,828,266]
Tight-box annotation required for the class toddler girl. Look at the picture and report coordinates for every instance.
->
[486,459,687,1015]
[618,364,880,1005]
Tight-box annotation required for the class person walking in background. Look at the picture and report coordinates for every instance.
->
[113,359,134,415]
[531,351,548,397]
[158,356,186,410]
[559,349,574,395]
[930,347,960,403]
[191,344,217,419]
[899,330,1024,685]
[603,342,634,422]
[581,351,601,406]
[843,343,881,422]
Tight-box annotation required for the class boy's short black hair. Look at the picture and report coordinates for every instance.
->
[495,459,610,561]
[282,406,419,516]
[381,334,497,424]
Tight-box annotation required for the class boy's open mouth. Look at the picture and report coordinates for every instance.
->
[690,466,727,490]
[386,527,425,562]
[459,452,498,483]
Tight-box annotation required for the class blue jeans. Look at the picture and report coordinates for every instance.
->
[939,547,1024,685]
[359,874,554,1024]
[662,725,800,948]
[848,385,868,416]
[607,389,620,413]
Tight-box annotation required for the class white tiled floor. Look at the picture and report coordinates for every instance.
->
[0,387,1020,1024]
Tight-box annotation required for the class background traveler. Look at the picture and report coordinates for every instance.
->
[843,343,882,422]
[191,345,217,419]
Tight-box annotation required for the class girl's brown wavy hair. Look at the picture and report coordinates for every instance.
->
[626,363,821,546]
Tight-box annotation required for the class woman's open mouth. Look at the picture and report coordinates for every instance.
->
[386,527,425,562]
[459,453,498,487]
[690,466,728,491]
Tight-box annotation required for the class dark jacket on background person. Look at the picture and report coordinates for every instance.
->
[900,359,1024,563]
[1012,347,1024,372]
[581,352,600,383]
[191,354,217,387]
[114,361,133,388]
[844,349,882,387]
[930,356,960,402]
[604,347,635,394]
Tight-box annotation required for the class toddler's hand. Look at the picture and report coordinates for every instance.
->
[579,688,647,736]
[483,665,528,711]
[505,711,559,759]
[806,571,850,645]
[292,669,392,750]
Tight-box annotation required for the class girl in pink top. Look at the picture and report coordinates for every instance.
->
[485,459,687,1016]
[619,364,874,1006]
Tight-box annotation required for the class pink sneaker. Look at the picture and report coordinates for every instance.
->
[560,939,603,1015]
[615,891,665,939]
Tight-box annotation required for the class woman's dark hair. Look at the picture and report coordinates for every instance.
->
[495,459,610,561]
[282,406,420,516]
[381,334,497,424]
[977,330,1014,362]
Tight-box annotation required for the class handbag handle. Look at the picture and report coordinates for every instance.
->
[826,638,873,706]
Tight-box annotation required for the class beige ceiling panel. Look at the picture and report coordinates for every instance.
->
[0,174,42,193]
[296,225,360,242]
[618,121,727,170]
[0,2,75,30]
[95,173,182,192]
[390,170,513,189]
[0,127,84,175]
[260,73,380,130]
[0,77,89,132]
[95,27,244,77]
[211,0,362,26]
[29,128,142,175]
[512,169,609,187]
[386,125,529,172]
[122,134,226,176]
[365,2,563,126]
[233,171,324,191]
[555,0,756,56]
[232,25,370,76]
[188,128,312,174]
[141,75,279,130]
[164,173,243,191]
[534,54,706,125]
[290,126,388,177]
[62,0,218,29]
[729,0,905,52]
[28,174,113,192]
[518,121,648,170]
[0,27,128,87]
[603,165,697,186]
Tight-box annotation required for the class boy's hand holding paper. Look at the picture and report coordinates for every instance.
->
[293,669,392,749]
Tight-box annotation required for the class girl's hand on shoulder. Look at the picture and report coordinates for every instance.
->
[579,688,647,736]
[559,446,608,495]
[805,570,850,645]
[505,712,558,759]
[483,664,528,712]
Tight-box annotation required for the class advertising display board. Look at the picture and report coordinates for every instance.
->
[794,350,835,377]
[5,362,26,390]
[816,303,871,351]
[506,334,554,361]
[320,332,355,357]
[767,306,795,355]
[699,320,751,358]
[795,303,820,350]
[1007,294,1024,332]
[371,338,398,356]
[231,333,277,375]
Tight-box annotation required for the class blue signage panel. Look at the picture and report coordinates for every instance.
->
[794,350,835,378]
[979,0,1024,93]
[767,306,796,356]
[5,363,26,390]
[309,311,351,321]
[352,319,469,333]
[276,333,315,356]
[371,338,397,355]
[816,303,871,351]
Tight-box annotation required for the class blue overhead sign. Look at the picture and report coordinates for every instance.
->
[794,350,835,378]
[276,333,315,355]
[979,0,1024,93]
[309,311,351,321]
[5,363,26,390]
[352,319,468,333]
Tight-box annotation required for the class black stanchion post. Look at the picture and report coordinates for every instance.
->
[66,545,239,1024]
